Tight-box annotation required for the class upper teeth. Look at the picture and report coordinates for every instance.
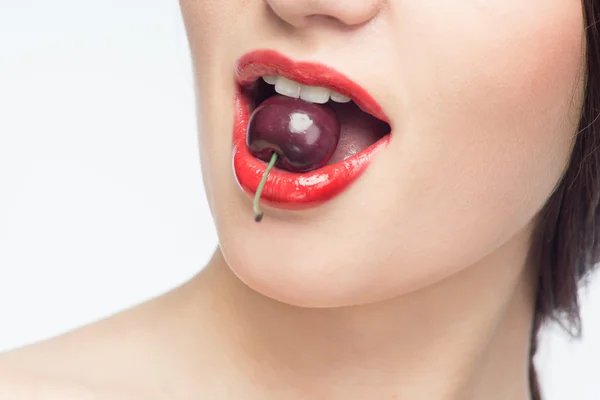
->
[262,75,351,104]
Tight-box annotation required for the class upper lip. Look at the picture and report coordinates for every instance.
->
[234,49,389,123]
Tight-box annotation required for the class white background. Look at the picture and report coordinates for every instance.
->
[0,1,598,399]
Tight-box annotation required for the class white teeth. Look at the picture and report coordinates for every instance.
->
[300,85,330,104]
[274,76,302,98]
[262,75,277,84]
[263,75,353,104]
[330,91,351,103]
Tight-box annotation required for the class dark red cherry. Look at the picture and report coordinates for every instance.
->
[247,95,341,173]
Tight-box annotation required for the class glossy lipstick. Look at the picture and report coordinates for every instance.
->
[233,49,390,210]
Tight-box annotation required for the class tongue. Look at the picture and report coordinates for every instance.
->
[327,101,390,164]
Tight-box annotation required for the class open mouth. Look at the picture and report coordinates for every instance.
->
[242,75,391,168]
[232,49,392,216]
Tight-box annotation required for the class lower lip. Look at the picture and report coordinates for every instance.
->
[232,88,390,210]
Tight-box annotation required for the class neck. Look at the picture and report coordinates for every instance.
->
[194,224,536,400]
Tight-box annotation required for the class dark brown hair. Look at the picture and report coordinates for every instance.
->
[527,1,600,398]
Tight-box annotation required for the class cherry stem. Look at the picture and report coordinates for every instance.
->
[253,152,278,222]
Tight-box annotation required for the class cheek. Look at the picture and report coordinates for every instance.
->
[399,1,585,214]
[179,1,246,211]
[370,1,586,276]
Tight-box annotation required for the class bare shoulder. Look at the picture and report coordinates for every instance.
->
[0,342,159,400]
[0,370,120,400]
[0,351,156,400]
[0,338,111,399]
[0,289,196,400]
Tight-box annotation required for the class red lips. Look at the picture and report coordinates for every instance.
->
[232,49,390,210]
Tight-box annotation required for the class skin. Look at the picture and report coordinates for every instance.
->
[0,0,587,399]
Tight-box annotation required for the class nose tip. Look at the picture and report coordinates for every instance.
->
[265,0,382,28]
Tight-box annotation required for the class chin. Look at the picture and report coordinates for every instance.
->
[215,220,387,308]
[215,214,451,309]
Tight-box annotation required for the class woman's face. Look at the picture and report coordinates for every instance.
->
[180,0,585,307]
